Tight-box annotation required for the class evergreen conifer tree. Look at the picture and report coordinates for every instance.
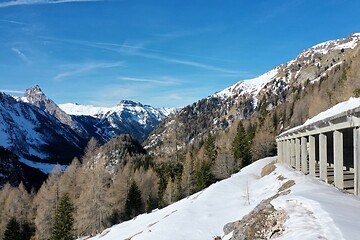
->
[204,133,217,163]
[195,159,215,191]
[20,222,35,240]
[51,193,74,240]
[3,218,21,240]
[124,181,143,220]
[232,122,252,171]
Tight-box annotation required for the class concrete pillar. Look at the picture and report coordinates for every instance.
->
[319,133,328,181]
[277,141,281,162]
[309,135,316,176]
[282,141,286,163]
[354,128,360,195]
[290,139,295,167]
[286,140,291,165]
[284,140,289,164]
[295,138,301,170]
[286,139,290,165]
[334,130,344,190]
[301,137,307,173]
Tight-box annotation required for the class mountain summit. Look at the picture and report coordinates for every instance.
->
[59,100,171,142]
[24,85,88,137]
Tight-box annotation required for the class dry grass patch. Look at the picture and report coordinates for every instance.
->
[278,180,295,192]
[261,161,276,177]
[277,175,286,181]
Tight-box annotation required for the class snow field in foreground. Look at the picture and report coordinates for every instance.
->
[88,157,360,240]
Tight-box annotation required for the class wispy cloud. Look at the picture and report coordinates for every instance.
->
[0,89,24,94]
[11,48,32,64]
[111,42,245,74]
[122,49,244,74]
[118,76,179,85]
[256,0,302,25]
[54,62,123,81]
[151,28,215,40]
[40,37,241,70]
[78,40,242,74]
[0,19,27,25]
[0,0,101,8]
[157,56,242,74]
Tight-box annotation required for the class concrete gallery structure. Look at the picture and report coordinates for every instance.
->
[276,106,360,195]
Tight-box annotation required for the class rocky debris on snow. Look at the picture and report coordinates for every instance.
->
[224,192,288,240]
[223,161,293,240]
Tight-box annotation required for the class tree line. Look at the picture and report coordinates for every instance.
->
[0,123,258,239]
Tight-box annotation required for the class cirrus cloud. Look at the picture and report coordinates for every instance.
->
[118,76,179,86]
[54,61,124,81]
[11,48,32,65]
[0,89,24,94]
[0,0,101,8]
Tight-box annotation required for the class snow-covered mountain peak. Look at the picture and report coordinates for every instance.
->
[24,85,58,111]
[214,33,360,104]
[284,33,360,69]
[59,101,172,141]
[214,68,279,101]
[24,85,47,103]
[21,85,89,137]
[310,32,360,54]
[118,100,141,107]
[59,102,172,118]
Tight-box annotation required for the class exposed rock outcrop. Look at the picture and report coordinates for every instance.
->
[224,192,288,240]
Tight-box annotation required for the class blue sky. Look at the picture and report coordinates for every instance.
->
[1,0,360,108]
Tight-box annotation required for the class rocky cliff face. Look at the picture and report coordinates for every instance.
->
[0,91,86,165]
[23,85,89,138]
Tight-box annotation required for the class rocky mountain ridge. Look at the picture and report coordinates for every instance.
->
[0,91,85,188]
[22,85,88,138]
[145,33,360,157]
[59,100,172,142]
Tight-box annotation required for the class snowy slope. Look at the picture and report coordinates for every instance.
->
[214,68,278,101]
[87,157,360,240]
[308,32,360,55]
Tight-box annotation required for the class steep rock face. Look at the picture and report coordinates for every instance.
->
[145,33,360,156]
[23,85,88,137]
[0,92,86,165]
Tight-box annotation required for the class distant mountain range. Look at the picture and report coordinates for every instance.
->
[59,100,173,143]
[0,85,172,187]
